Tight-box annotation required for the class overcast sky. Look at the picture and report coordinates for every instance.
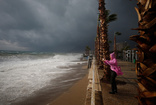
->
[0,0,138,52]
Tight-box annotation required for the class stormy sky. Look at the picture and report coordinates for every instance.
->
[0,0,138,52]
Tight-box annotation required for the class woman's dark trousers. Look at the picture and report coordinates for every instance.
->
[110,70,117,93]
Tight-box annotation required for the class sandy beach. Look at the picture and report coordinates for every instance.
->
[49,73,88,105]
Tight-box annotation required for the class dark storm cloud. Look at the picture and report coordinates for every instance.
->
[0,0,98,52]
[0,0,138,52]
[105,0,138,50]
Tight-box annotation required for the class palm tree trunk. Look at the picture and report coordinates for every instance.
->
[98,0,111,81]
[114,34,116,58]
[95,38,97,61]
[96,23,100,65]
[130,0,156,104]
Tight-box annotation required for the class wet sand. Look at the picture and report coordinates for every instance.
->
[11,63,88,105]
[49,74,88,105]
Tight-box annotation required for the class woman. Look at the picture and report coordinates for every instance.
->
[102,52,123,94]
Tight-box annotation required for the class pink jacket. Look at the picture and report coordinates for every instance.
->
[103,52,123,76]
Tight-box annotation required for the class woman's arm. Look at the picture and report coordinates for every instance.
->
[103,59,116,66]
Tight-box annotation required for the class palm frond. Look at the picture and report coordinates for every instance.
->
[107,14,117,23]
[115,32,122,35]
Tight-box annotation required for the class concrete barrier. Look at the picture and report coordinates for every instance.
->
[85,57,103,105]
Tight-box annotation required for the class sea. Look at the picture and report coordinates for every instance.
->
[0,50,87,105]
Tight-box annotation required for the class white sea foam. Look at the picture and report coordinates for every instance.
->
[0,53,85,105]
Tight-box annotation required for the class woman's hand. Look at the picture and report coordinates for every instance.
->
[102,58,105,61]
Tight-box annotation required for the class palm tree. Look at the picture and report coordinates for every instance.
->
[114,32,121,57]
[95,22,100,65]
[130,0,156,104]
[85,46,91,56]
[98,0,117,81]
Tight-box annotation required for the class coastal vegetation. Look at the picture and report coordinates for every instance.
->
[95,0,156,104]
[85,46,91,56]
[114,32,122,57]
[95,0,117,81]
[130,0,156,104]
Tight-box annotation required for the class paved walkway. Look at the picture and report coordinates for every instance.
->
[98,60,138,105]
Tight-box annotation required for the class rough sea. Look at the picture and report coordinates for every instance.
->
[0,51,87,105]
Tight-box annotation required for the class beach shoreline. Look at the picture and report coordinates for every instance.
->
[10,63,88,105]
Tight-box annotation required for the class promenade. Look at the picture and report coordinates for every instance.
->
[86,59,138,105]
